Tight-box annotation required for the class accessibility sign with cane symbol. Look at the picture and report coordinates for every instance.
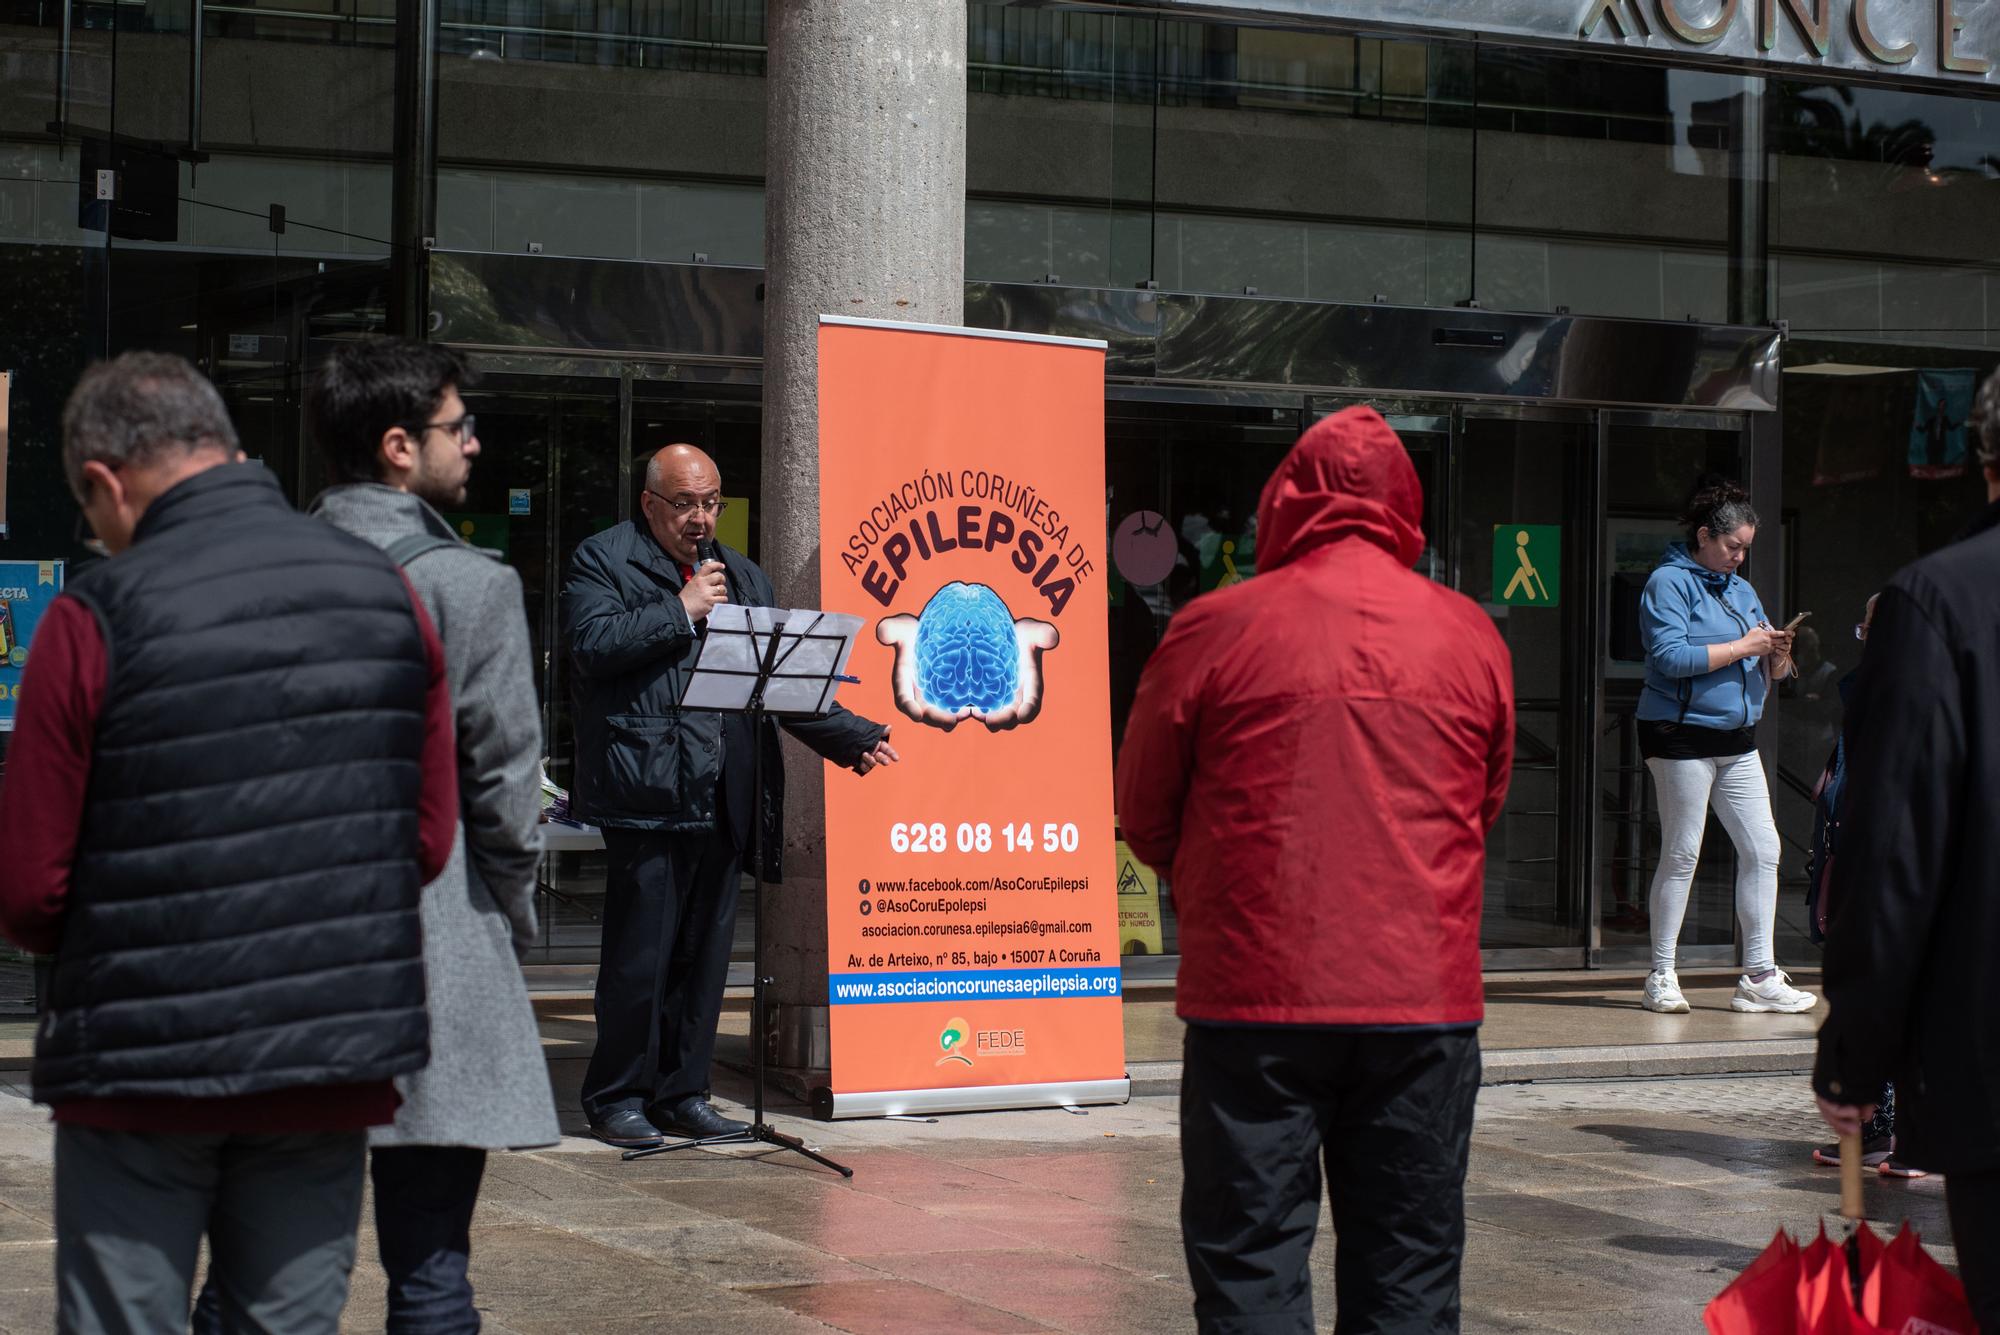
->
[1492,525,1560,607]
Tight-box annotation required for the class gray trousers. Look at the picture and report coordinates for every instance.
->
[54,1124,367,1335]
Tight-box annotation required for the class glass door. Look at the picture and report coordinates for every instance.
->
[629,376,768,967]
[456,363,622,962]
[1106,390,1308,960]
[1457,408,1597,965]
[1594,411,1755,968]
[1306,398,1597,964]
[458,360,772,965]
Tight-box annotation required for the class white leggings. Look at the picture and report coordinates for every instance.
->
[1646,752,1781,976]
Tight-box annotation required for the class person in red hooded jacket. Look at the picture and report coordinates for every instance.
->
[1118,406,1514,1335]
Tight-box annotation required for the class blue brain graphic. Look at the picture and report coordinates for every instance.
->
[915,582,1019,713]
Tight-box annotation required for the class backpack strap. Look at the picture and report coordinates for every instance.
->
[384,533,458,569]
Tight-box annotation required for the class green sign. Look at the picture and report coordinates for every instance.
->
[1492,525,1560,607]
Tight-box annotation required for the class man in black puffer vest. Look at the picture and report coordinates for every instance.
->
[0,353,459,1334]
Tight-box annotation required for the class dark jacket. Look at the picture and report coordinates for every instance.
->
[1813,497,2000,1174]
[1804,672,1858,947]
[559,519,885,877]
[1115,407,1515,1026]
[35,464,433,1104]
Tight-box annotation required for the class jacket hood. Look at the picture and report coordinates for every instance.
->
[1659,540,1731,588]
[1256,406,1425,573]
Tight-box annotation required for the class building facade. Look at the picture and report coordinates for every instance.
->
[3,0,1996,977]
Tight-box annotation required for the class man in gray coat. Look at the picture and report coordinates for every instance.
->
[301,338,558,1331]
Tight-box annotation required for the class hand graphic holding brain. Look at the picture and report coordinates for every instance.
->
[877,582,1060,732]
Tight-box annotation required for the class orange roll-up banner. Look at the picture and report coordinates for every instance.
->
[816,316,1128,1118]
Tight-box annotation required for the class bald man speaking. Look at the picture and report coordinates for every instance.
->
[561,445,898,1148]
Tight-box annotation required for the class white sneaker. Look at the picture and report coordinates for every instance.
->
[1642,969,1691,1014]
[1731,970,1818,1013]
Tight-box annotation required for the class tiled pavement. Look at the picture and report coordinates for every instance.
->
[0,1049,1957,1334]
[0,971,1929,1332]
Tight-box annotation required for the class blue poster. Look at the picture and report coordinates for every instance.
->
[1910,370,1975,480]
[0,560,64,731]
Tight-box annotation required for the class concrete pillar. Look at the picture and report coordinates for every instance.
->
[758,0,966,1087]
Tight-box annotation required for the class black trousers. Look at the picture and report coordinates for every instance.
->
[1949,1168,2000,1333]
[581,825,743,1124]
[1180,1024,1481,1335]
[371,1147,488,1335]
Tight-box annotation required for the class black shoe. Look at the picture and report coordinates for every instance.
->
[653,1097,750,1140]
[590,1109,667,1149]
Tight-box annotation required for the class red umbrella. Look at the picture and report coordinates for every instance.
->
[1867,1224,1979,1333]
[1704,1133,1975,1334]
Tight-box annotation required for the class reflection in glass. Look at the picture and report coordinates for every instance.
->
[969,12,1474,302]
[1468,51,1758,322]
[1771,80,1999,347]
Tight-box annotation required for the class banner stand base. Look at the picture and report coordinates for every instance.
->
[819,1078,1132,1121]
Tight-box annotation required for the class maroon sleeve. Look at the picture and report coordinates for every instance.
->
[0,597,106,955]
[402,575,459,884]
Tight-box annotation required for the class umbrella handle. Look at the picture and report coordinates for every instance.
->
[1840,1131,1865,1220]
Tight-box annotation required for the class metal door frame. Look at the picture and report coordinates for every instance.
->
[1456,403,1600,972]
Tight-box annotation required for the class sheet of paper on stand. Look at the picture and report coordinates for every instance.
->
[680,603,865,716]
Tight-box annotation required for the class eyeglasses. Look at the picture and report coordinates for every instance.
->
[644,489,727,516]
[409,414,476,445]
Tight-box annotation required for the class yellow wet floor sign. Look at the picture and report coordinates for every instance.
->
[1493,525,1559,606]
[1115,840,1164,955]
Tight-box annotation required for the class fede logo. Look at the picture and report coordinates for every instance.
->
[932,1015,1031,1069]
[936,1016,974,1067]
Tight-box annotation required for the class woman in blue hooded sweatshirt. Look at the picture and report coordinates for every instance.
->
[1637,476,1817,1016]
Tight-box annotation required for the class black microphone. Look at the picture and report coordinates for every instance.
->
[687,539,722,632]
[695,540,726,622]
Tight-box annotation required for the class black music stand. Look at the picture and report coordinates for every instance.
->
[622,603,860,1178]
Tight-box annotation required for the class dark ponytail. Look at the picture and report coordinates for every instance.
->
[1679,474,1759,546]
